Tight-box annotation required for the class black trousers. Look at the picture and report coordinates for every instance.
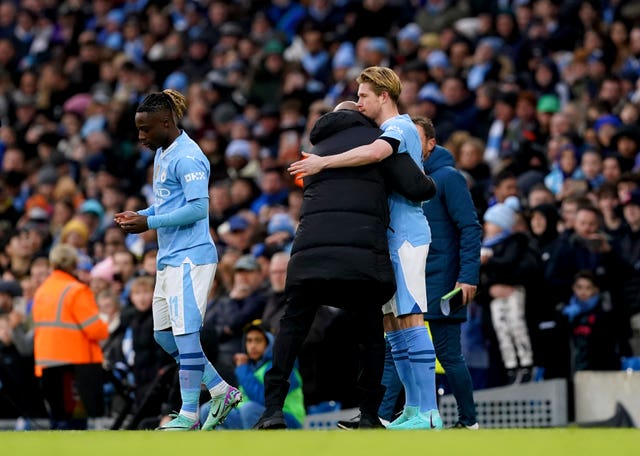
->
[264,280,389,416]
[41,364,104,429]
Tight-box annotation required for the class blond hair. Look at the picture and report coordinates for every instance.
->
[49,243,78,273]
[357,67,402,104]
[130,275,155,292]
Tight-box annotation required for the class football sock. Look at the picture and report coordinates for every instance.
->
[154,330,225,396]
[386,329,419,408]
[174,332,205,420]
[404,325,438,412]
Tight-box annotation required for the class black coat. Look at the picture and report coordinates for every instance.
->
[286,110,436,305]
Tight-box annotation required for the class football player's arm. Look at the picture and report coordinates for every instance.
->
[288,138,398,176]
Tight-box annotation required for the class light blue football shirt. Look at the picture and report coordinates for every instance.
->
[379,114,431,250]
[149,131,217,268]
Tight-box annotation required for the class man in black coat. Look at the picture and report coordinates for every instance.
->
[255,102,436,429]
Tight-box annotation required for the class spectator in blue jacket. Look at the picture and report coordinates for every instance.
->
[200,320,305,429]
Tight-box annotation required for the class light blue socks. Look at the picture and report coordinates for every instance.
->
[386,329,419,408]
[404,325,437,412]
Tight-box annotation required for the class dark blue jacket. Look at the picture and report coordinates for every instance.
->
[422,145,482,321]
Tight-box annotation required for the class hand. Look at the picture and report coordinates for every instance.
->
[585,233,611,253]
[115,212,149,234]
[480,248,492,265]
[264,231,291,246]
[489,284,515,299]
[455,282,477,306]
[114,211,138,225]
[8,309,24,328]
[233,353,249,366]
[287,152,325,177]
[229,284,252,300]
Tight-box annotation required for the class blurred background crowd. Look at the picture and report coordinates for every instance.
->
[1,0,640,428]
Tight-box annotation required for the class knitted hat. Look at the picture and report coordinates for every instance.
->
[483,196,520,231]
[60,218,90,245]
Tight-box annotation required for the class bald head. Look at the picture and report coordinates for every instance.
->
[334,100,358,112]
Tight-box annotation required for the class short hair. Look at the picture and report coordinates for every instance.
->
[357,66,402,104]
[49,243,78,272]
[130,275,155,292]
[412,116,435,140]
[493,169,516,186]
[114,249,137,265]
[576,204,601,219]
[574,269,598,288]
[96,288,120,306]
[137,89,187,123]
[594,182,617,199]
[529,183,554,196]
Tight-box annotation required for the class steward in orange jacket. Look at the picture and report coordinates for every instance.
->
[33,244,108,376]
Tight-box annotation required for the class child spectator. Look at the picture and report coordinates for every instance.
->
[200,320,305,429]
[480,196,538,384]
[560,271,620,372]
[544,142,583,198]
[116,276,173,418]
[579,148,604,190]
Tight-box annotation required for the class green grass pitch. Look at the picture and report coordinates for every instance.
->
[1,429,638,456]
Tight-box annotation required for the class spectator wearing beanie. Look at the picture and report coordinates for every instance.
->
[479,196,539,385]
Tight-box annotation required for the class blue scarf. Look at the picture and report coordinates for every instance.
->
[482,231,511,248]
[562,294,600,322]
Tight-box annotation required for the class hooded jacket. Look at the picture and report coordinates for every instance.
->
[235,327,305,427]
[287,109,436,301]
[423,145,482,321]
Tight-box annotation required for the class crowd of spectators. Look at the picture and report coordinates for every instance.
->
[1,0,640,427]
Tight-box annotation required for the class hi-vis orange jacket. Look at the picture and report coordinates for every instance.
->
[32,270,108,377]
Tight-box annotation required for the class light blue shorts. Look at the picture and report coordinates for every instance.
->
[152,261,216,335]
[382,241,429,317]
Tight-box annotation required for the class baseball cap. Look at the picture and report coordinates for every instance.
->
[0,280,21,297]
[228,214,250,232]
[397,23,422,44]
[426,50,450,69]
[332,43,355,69]
[366,37,390,55]
[594,114,622,134]
[267,213,295,236]
[79,199,105,220]
[243,319,268,335]
[234,254,260,271]
[163,71,188,93]
[418,83,444,104]
[225,139,251,161]
[263,39,284,55]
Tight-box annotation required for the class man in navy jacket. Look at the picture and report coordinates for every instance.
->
[379,117,481,429]
[420,117,482,429]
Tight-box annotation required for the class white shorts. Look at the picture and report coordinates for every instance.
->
[153,261,216,335]
[382,241,428,317]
